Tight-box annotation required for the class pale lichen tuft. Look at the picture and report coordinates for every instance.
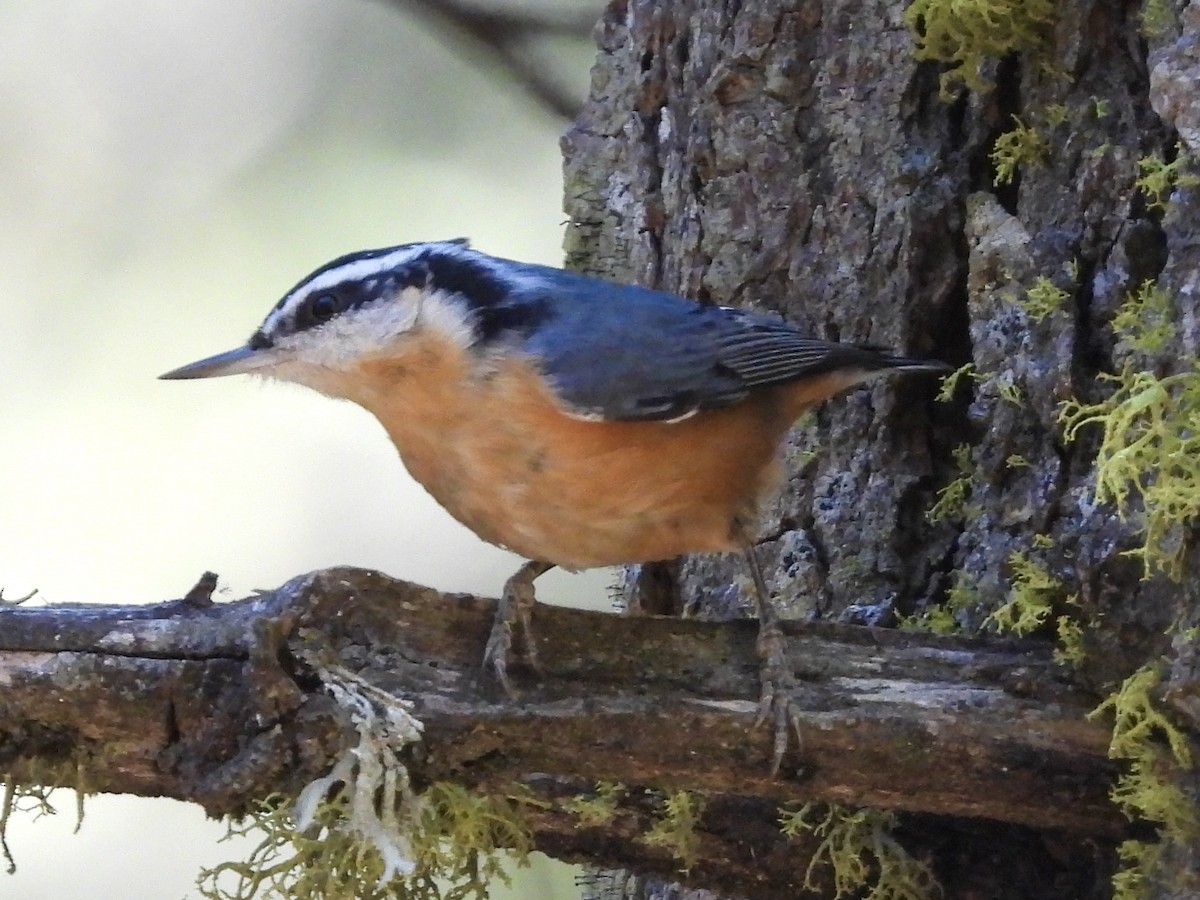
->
[780,803,940,900]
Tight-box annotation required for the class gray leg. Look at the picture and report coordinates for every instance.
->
[743,545,804,775]
[483,559,554,697]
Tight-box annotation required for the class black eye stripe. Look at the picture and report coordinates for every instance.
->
[293,291,345,331]
[260,241,511,342]
[287,275,399,334]
[311,293,341,320]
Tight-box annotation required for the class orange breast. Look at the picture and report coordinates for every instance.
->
[343,334,846,568]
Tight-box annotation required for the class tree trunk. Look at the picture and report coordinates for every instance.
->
[562,0,1200,896]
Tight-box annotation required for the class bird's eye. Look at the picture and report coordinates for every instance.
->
[309,293,342,323]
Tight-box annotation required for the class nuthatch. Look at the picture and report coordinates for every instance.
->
[162,239,948,771]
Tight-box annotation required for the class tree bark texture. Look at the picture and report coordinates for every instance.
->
[561,0,1200,896]
[2,568,1116,897]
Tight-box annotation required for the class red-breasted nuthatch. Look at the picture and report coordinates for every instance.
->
[162,239,948,771]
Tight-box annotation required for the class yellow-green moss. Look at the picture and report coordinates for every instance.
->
[1135,146,1199,211]
[926,444,975,524]
[935,363,977,402]
[563,782,624,828]
[1052,615,1087,666]
[1112,280,1175,354]
[1140,0,1177,38]
[1043,103,1069,127]
[900,573,979,635]
[1089,664,1198,898]
[642,790,705,870]
[904,0,1056,96]
[194,660,536,899]
[1059,365,1200,579]
[1016,275,1071,320]
[995,375,1024,405]
[198,783,532,900]
[780,803,940,900]
[984,552,1072,636]
[1091,664,1192,766]
[991,118,1050,186]
[979,547,1086,663]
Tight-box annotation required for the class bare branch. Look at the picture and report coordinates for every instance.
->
[379,0,597,120]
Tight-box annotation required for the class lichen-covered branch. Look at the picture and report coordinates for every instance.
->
[0,566,1125,896]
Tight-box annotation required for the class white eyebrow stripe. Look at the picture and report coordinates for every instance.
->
[293,247,419,298]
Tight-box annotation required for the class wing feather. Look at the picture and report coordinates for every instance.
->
[504,264,932,422]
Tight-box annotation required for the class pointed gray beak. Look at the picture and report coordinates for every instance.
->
[159,345,270,380]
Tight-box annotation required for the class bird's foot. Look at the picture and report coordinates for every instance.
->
[482,560,553,697]
[742,544,804,775]
[753,614,805,776]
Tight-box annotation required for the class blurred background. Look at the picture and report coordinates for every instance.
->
[0,0,608,895]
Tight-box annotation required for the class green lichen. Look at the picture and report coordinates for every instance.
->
[563,782,624,828]
[904,0,1056,96]
[789,415,821,469]
[198,662,533,900]
[1043,103,1069,127]
[1135,145,1199,211]
[1140,0,1177,38]
[1110,753,1197,839]
[792,447,821,468]
[0,783,57,875]
[1016,275,1070,320]
[1053,615,1087,666]
[198,784,531,900]
[994,374,1024,405]
[935,363,977,402]
[1005,454,1031,469]
[780,803,940,900]
[900,573,979,635]
[642,791,705,871]
[1090,664,1192,767]
[1,756,90,874]
[1112,280,1175,354]
[1089,664,1198,898]
[1059,365,1200,579]
[926,444,975,524]
[985,552,1076,637]
[1111,839,1161,900]
[991,118,1049,186]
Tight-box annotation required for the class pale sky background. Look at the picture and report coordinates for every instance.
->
[0,0,609,896]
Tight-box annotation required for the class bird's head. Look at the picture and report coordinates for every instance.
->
[159,239,523,394]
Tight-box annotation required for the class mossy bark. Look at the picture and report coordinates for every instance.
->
[1,567,1116,897]
[562,0,1200,896]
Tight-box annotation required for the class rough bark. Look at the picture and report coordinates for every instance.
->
[562,0,1200,896]
[2,568,1116,896]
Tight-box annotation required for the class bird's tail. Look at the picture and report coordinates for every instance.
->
[871,354,954,374]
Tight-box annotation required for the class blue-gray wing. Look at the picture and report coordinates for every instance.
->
[509,267,922,422]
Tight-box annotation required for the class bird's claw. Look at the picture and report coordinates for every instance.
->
[481,560,549,697]
[743,545,804,775]
[753,619,805,776]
